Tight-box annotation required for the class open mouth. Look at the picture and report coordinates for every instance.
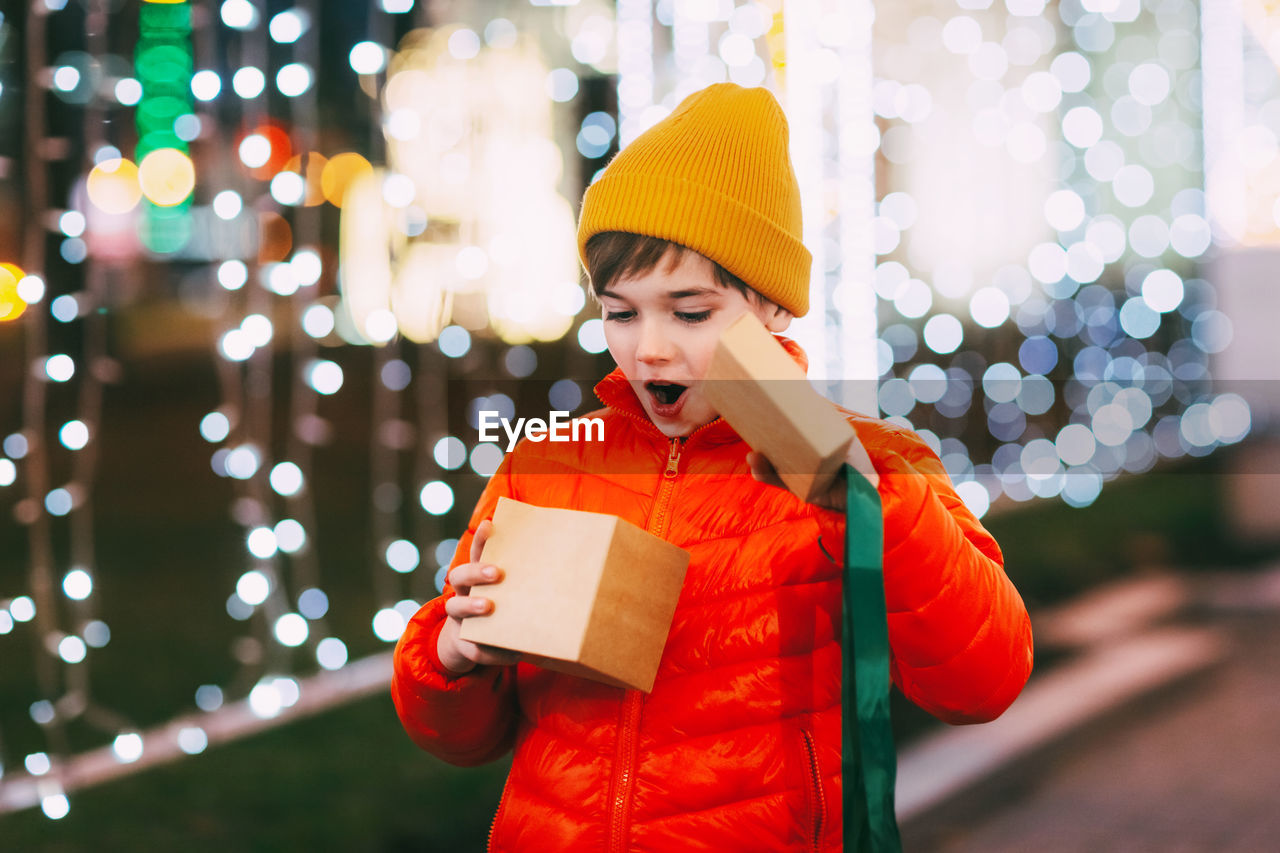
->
[645,381,688,407]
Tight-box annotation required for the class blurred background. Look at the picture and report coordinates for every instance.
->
[1,0,1279,850]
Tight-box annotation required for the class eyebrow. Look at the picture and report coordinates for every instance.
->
[665,287,720,300]
[598,286,722,301]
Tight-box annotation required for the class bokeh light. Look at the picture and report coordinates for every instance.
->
[236,570,270,606]
[349,41,387,75]
[269,461,304,496]
[191,69,221,101]
[321,153,373,207]
[437,325,471,358]
[0,264,25,322]
[231,66,266,99]
[386,539,420,573]
[62,567,93,600]
[277,63,313,97]
[59,420,90,450]
[419,481,454,515]
[270,9,309,44]
[317,637,348,670]
[220,0,258,30]
[372,607,406,642]
[302,304,335,338]
[212,190,242,220]
[177,727,208,755]
[274,613,309,647]
[137,148,195,207]
[217,260,248,291]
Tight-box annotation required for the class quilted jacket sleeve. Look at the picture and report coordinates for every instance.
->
[390,456,520,766]
[820,419,1033,725]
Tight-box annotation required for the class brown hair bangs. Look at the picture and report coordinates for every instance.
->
[583,232,766,305]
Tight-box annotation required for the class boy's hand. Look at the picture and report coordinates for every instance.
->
[437,519,523,675]
[747,437,880,512]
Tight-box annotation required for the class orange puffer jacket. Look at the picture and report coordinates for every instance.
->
[393,355,1033,852]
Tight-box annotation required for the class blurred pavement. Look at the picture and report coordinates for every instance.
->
[900,565,1280,852]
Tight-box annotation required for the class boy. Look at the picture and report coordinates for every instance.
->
[393,83,1033,852]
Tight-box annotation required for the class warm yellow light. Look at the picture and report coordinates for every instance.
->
[0,264,25,322]
[338,169,394,345]
[394,243,455,343]
[87,158,143,214]
[321,153,373,208]
[138,148,196,207]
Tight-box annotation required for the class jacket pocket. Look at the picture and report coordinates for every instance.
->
[800,728,827,852]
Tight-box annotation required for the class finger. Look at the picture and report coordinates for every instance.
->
[469,519,494,565]
[447,562,502,595]
[444,595,493,619]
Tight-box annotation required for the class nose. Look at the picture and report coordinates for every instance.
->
[634,319,674,364]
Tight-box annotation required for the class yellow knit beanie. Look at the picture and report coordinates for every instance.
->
[577,83,812,317]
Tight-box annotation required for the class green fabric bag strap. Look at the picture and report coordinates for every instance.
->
[842,464,902,853]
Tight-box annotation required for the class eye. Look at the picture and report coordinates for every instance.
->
[675,310,711,324]
[604,310,635,323]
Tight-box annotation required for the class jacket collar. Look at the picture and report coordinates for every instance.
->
[592,335,811,445]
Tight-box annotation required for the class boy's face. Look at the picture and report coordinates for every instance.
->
[599,249,791,438]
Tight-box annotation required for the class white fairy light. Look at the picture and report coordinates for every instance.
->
[112,733,143,764]
[236,570,270,606]
[269,462,303,496]
[62,568,93,600]
[177,727,209,755]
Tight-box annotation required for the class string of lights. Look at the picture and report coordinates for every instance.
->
[363,0,421,646]
[276,0,337,677]
[15,0,68,821]
[202,0,351,719]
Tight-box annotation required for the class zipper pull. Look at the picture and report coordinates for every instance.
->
[663,438,682,478]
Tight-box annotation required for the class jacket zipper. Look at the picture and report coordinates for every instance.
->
[801,729,826,852]
[606,436,685,853]
[487,772,513,851]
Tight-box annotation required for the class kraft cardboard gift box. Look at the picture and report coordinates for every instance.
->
[702,312,855,503]
[458,496,690,693]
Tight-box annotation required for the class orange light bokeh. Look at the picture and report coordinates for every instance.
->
[259,212,293,263]
[321,152,374,208]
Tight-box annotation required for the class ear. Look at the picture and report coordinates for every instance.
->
[763,305,792,333]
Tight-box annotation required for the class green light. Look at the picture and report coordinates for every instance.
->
[135,1,194,251]
[139,2,192,34]
[136,45,193,84]
[138,202,192,254]
[136,95,188,135]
